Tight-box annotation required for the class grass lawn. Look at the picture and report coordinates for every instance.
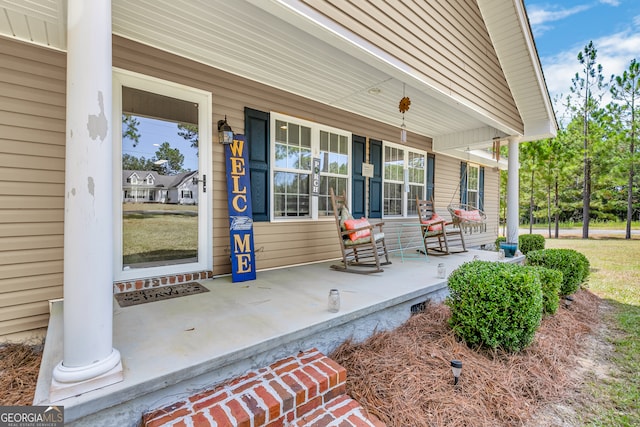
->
[123,209,198,265]
[527,220,640,230]
[545,238,640,426]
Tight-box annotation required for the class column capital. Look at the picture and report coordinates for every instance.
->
[507,135,522,144]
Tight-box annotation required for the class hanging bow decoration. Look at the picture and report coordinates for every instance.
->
[399,94,411,143]
[399,96,411,113]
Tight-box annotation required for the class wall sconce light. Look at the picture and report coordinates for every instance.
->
[451,360,462,385]
[217,115,234,144]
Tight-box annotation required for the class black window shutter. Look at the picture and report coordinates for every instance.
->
[351,135,366,219]
[460,162,468,205]
[368,139,383,218]
[244,107,270,221]
[427,153,435,201]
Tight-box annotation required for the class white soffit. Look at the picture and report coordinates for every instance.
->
[477,0,557,141]
[0,0,66,50]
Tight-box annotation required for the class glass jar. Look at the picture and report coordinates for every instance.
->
[498,249,505,260]
[437,263,446,279]
[328,289,340,313]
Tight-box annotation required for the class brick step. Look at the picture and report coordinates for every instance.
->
[293,394,382,427]
[142,348,383,427]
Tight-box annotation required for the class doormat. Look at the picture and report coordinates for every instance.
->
[114,282,209,307]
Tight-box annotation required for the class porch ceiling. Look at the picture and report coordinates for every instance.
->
[0,0,556,162]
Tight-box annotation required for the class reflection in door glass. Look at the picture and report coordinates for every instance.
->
[121,87,199,270]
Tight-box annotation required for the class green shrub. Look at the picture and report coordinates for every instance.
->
[446,261,543,352]
[518,234,545,255]
[495,236,506,250]
[529,266,562,315]
[525,249,590,296]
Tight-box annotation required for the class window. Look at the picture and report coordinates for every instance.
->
[273,119,312,218]
[460,162,484,210]
[467,164,479,208]
[145,174,154,185]
[383,145,403,216]
[383,142,426,217]
[318,130,349,217]
[271,113,350,219]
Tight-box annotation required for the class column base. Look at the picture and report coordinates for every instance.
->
[50,349,123,402]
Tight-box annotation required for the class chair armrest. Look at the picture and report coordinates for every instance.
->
[419,219,446,226]
[373,222,385,231]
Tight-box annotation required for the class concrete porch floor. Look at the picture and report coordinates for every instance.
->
[34,249,514,426]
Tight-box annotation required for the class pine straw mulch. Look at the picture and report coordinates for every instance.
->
[0,339,44,406]
[331,289,602,427]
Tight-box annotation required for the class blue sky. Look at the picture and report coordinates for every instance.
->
[123,116,199,172]
[523,0,640,123]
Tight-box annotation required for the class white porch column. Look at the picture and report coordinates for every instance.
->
[506,136,521,245]
[52,0,122,399]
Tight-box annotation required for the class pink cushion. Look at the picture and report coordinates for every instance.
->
[420,213,443,231]
[343,218,371,241]
[467,210,482,221]
[455,209,482,221]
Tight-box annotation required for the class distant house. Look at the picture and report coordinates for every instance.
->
[122,170,198,205]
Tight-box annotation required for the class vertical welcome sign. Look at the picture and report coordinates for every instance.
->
[224,135,256,282]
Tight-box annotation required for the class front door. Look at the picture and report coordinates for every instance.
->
[113,69,212,281]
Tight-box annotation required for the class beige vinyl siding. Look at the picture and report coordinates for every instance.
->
[0,37,65,337]
[302,0,523,134]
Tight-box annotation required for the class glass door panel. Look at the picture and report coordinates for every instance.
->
[121,87,200,270]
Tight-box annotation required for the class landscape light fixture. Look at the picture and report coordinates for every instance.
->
[217,115,234,144]
[451,360,462,386]
[564,295,574,308]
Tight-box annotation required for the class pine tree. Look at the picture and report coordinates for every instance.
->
[610,59,640,239]
[567,42,609,238]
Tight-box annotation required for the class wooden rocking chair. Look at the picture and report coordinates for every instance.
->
[330,188,391,274]
[416,197,466,255]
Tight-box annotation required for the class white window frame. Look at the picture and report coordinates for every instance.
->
[112,68,213,281]
[466,163,480,208]
[382,141,427,218]
[270,112,351,221]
